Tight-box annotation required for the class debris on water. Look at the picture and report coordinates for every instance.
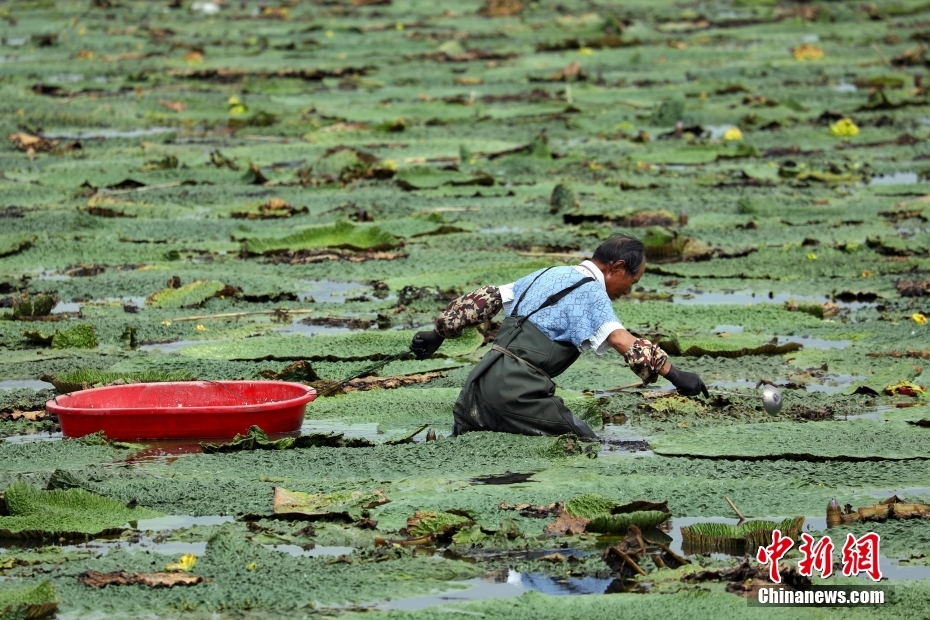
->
[826,496,930,526]
[79,570,204,588]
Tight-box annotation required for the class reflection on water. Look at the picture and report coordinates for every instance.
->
[868,172,919,186]
[298,280,369,304]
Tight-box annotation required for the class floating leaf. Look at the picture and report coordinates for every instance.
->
[0,233,36,258]
[586,510,670,534]
[147,280,230,309]
[42,369,194,393]
[0,482,161,539]
[273,486,389,521]
[681,517,804,555]
[200,426,295,453]
[245,221,400,255]
[51,324,98,350]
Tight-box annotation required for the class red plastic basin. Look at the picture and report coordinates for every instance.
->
[46,381,317,440]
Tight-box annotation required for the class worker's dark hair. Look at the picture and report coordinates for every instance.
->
[592,234,645,276]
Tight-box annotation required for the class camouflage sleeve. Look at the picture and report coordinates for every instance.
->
[623,338,669,385]
[434,286,503,338]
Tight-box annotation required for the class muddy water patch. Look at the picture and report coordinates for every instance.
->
[298,280,370,304]
[39,128,175,140]
[274,321,352,337]
[0,380,55,391]
[377,571,617,610]
[776,336,850,350]
[672,291,874,310]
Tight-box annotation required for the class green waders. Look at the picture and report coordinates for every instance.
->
[452,270,598,439]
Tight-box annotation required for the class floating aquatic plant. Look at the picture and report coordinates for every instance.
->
[0,481,161,539]
[147,280,230,309]
[681,516,804,555]
[245,221,400,255]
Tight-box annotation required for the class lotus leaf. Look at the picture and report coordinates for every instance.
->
[0,482,161,539]
[406,510,471,537]
[395,166,494,190]
[564,493,616,519]
[586,510,671,533]
[51,324,98,349]
[0,233,36,258]
[245,221,400,254]
[201,426,294,453]
[273,486,389,521]
[179,328,483,361]
[681,516,804,554]
[43,369,194,393]
[147,280,228,309]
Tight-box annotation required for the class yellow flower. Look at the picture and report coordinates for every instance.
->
[395,22,404,30]
[830,118,859,138]
[914,313,928,325]
[793,43,823,61]
[807,253,817,260]
[165,554,197,572]
[247,562,257,570]
[161,320,171,326]
[195,324,207,331]
[228,95,247,115]
[861,270,873,278]
[723,127,743,141]
[579,47,594,56]
[325,30,334,38]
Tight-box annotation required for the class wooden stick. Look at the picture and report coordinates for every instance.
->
[172,308,316,322]
[725,496,746,523]
[871,44,891,67]
[603,380,645,393]
[644,539,690,566]
[609,547,646,576]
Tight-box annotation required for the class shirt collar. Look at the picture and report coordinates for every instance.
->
[576,260,606,289]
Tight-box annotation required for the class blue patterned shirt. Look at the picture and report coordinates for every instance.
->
[499,263,623,354]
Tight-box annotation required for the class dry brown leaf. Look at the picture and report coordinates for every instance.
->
[159,100,187,113]
[479,0,523,17]
[8,132,58,154]
[544,509,590,536]
[80,571,204,588]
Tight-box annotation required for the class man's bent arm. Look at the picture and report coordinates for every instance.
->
[607,329,671,384]
[434,285,504,338]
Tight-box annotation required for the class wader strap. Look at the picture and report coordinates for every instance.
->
[510,268,553,317]
[518,276,595,326]
[491,344,551,381]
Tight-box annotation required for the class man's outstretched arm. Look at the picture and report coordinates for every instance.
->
[607,329,708,397]
[409,286,504,359]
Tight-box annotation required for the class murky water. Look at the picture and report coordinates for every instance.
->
[40,127,175,140]
[868,172,919,186]
[298,280,369,304]
[833,81,858,93]
[672,291,874,310]
[0,379,55,391]
[274,321,352,337]
[776,336,851,350]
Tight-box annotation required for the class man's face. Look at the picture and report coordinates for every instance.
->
[604,260,646,300]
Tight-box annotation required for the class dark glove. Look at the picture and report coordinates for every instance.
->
[410,330,445,360]
[665,366,709,397]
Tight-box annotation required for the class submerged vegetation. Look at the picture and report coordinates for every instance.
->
[1,0,930,616]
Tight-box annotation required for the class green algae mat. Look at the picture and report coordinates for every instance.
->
[3,0,930,616]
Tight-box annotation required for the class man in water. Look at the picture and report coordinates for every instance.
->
[408,234,708,438]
